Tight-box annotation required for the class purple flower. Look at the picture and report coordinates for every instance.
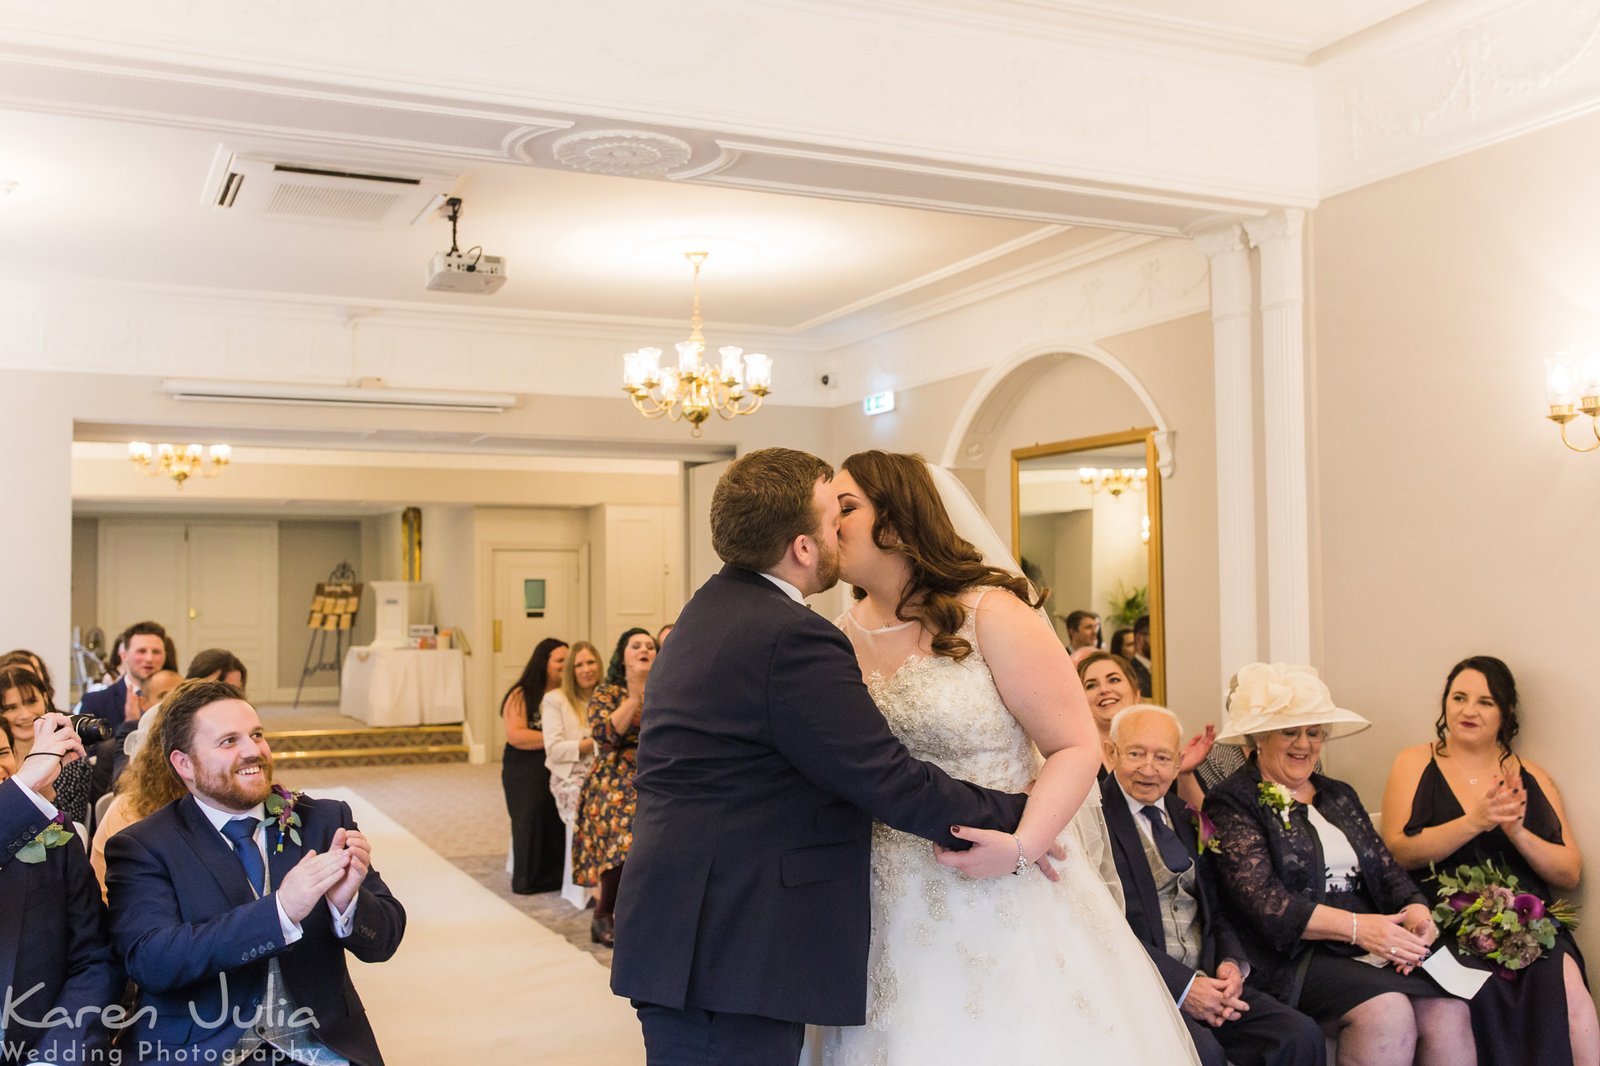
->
[49,812,68,827]
[1447,891,1475,913]
[1466,930,1497,955]
[1512,894,1546,922]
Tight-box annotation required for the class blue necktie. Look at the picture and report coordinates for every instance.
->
[221,816,266,897]
[1141,805,1193,874]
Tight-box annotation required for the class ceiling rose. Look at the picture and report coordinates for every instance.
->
[552,130,692,176]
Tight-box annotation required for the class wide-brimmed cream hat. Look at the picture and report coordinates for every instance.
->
[1215,662,1371,745]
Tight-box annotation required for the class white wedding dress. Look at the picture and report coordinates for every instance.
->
[812,590,1200,1065]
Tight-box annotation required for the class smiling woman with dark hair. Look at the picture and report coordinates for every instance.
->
[1382,656,1594,1066]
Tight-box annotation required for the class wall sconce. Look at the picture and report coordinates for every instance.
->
[1544,348,1600,452]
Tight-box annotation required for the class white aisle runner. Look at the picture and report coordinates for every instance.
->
[322,788,645,1066]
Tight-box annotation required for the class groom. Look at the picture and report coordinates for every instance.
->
[613,447,1030,1065]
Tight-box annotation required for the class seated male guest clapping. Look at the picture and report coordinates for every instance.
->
[0,712,122,1063]
[105,679,406,1066]
[1207,664,1475,1066]
[1102,704,1324,1066]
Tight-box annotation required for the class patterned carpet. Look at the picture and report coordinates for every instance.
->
[281,761,611,964]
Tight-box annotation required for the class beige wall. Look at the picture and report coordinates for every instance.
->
[276,520,369,694]
[1312,111,1600,967]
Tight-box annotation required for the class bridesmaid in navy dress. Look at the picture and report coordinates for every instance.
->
[1382,655,1596,1066]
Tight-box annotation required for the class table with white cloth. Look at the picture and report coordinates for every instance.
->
[339,646,466,726]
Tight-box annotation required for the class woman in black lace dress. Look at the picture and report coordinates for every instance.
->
[1382,656,1595,1066]
[1208,662,1474,1066]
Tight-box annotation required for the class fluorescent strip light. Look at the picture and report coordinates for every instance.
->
[162,379,516,413]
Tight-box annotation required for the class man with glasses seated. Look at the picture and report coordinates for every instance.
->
[1102,704,1324,1066]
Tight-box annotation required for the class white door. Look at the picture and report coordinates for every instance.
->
[188,524,278,682]
[97,522,188,655]
[686,459,730,597]
[98,520,278,684]
[491,549,583,711]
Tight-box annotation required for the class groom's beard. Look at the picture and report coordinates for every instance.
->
[813,538,841,593]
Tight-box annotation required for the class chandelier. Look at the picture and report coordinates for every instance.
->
[1544,348,1600,452]
[1079,467,1147,497]
[128,442,231,487]
[622,251,772,437]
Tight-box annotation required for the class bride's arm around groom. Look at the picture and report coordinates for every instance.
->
[936,585,1103,877]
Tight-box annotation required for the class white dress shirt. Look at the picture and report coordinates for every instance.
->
[760,572,806,604]
[191,794,358,942]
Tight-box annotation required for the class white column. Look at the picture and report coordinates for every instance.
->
[0,370,74,688]
[1244,210,1311,665]
[1193,223,1259,681]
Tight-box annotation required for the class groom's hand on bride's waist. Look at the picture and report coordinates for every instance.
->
[934,826,1066,882]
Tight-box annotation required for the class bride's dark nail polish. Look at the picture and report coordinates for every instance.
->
[950,825,960,834]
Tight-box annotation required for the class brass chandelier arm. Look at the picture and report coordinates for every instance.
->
[1559,416,1600,453]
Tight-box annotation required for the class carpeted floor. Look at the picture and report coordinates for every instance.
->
[257,701,372,731]
[318,786,643,1065]
[282,762,611,963]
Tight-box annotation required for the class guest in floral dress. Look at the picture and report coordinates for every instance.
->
[571,627,656,947]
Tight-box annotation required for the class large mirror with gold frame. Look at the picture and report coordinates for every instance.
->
[1011,427,1165,703]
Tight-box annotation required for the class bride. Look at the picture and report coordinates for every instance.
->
[812,450,1199,1064]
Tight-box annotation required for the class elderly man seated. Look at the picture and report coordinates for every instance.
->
[1101,704,1325,1066]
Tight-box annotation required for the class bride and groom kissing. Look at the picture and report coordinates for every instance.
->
[611,447,1200,1065]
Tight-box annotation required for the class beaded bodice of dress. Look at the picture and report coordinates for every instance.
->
[840,588,1040,793]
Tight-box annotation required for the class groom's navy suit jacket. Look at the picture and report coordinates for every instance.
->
[105,793,405,1066]
[1102,775,1246,999]
[612,565,1028,1026]
[0,779,123,1063]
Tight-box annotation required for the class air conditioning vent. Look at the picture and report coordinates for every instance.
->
[207,149,459,227]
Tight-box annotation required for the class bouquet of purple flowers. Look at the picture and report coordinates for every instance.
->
[1431,859,1579,978]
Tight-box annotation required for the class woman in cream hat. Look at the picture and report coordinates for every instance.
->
[1207,663,1476,1066]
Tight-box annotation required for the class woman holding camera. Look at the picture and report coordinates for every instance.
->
[0,663,91,824]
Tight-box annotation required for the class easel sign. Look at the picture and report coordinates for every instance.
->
[308,582,363,631]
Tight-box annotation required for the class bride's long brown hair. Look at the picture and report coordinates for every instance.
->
[842,451,1043,661]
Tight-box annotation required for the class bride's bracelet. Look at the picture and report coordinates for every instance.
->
[1011,834,1031,877]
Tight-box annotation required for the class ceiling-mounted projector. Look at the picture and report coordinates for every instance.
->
[426,251,506,294]
[424,195,507,294]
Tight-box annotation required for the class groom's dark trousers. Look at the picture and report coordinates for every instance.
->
[612,565,1028,1065]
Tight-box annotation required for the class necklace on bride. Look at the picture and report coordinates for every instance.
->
[852,605,917,634]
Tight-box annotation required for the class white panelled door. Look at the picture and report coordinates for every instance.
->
[187,524,278,680]
[491,549,583,710]
[97,520,278,684]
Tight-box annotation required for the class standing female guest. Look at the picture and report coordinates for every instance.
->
[1209,662,1475,1066]
[501,637,570,895]
[541,640,602,907]
[0,664,91,825]
[571,627,656,947]
[1109,628,1138,662]
[1079,651,1209,808]
[1381,656,1595,1066]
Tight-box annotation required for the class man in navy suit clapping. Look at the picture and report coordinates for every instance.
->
[105,679,405,1066]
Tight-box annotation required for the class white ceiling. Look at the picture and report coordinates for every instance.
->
[0,108,1100,330]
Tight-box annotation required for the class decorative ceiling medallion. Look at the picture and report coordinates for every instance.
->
[552,130,692,176]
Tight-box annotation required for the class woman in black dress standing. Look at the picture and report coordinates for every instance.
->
[501,637,570,894]
[1382,656,1595,1066]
